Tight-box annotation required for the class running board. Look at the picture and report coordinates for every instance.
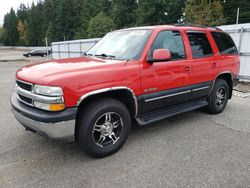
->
[136,99,208,126]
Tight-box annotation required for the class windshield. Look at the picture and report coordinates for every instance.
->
[87,29,152,60]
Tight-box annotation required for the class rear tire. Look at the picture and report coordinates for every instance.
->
[77,98,131,158]
[206,79,229,114]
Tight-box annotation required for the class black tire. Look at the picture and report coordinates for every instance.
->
[206,78,229,114]
[77,98,131,158]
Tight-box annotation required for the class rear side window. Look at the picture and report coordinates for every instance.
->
[187,32,213,58]
[150,30,186,60]
[211,32,238,55]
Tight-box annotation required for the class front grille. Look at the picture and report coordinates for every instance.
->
[16,80,33,106]
[16,80,32,91]
[18,94,32,105]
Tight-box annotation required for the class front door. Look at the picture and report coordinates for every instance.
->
[139,30,191,114]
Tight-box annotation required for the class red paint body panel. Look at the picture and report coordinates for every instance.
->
[16,25,240,108]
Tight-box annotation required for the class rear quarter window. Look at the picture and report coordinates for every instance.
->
[211,32,238,55]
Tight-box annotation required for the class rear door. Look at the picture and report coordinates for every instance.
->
[186,31,218,99]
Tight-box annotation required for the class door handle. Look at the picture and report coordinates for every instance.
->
[211,62,217,68]
[183,66,190,72]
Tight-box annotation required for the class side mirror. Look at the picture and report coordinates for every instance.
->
[147,49,171,63]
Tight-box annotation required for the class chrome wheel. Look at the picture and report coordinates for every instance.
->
[215,86,226,108]
[92,112,123,148]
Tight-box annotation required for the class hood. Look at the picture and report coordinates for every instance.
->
[16,56,127,85]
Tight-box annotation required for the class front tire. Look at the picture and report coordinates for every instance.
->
[206,79,229,114]
[77,98,131,158]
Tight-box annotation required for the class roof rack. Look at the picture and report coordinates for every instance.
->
[174,23,222,31]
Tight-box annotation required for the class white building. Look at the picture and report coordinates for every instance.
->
[52,38,100,59]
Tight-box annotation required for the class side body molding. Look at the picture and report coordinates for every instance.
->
[76,87,138,118]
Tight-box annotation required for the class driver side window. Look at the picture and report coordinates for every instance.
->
[149,30,186,61]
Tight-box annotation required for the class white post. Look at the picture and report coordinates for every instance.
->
[236,8,240,25]
[45,37,48,59]
[234,8,240,43]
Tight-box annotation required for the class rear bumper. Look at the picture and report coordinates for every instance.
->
[11,94,77,142]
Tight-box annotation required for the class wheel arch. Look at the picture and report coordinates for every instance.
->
[76,87,138,119]
[215,72,233,99]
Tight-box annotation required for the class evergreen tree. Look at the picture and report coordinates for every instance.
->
[185,0,225,26]
[17,3,29,22]
[27,2,46,46]
[136,0,184,26]
[16,3,29,45]
[2,8,19,46]
[112,0,137,28]
[76,0,112,39]
[222,0,250,24]
[44,0,64,43]
[87,12,115,38]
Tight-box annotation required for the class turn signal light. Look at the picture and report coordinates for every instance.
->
[49,103,65,111]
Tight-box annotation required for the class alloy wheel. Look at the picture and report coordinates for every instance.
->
[92,112,124,148]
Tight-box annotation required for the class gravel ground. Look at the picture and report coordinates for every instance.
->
[0,50,250,188]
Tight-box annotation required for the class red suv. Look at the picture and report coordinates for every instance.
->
[11,25,240,157]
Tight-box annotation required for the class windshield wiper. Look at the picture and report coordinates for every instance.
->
[81,52,93,57]
[94,53,116,59]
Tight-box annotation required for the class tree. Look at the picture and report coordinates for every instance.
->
[112,0,137,28]
[17,3,29,22]
[16,3,29,45]
[2,8,19,46]
[222,0,250,24]
[136,0,185,26]
[0,27,4,44]
[75,0,112,39]
[17,19,27,45]
[185,0,225,26]
[44,0,63,43]
[27,2,46,46]
[87,12,115,38]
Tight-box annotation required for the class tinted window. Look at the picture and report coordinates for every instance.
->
[187,32,213,58]
[150,30,186,60]
[211,32,238,55]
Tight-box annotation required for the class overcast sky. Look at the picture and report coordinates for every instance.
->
[0,0,37,26]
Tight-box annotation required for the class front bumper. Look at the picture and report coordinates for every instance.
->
[11,94,77,142]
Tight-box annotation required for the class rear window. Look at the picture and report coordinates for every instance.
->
[211,32,238,55]
[187,32,213,58]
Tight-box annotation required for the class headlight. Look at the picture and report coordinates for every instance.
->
[33,84,63,96]
[32,84,65,111]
